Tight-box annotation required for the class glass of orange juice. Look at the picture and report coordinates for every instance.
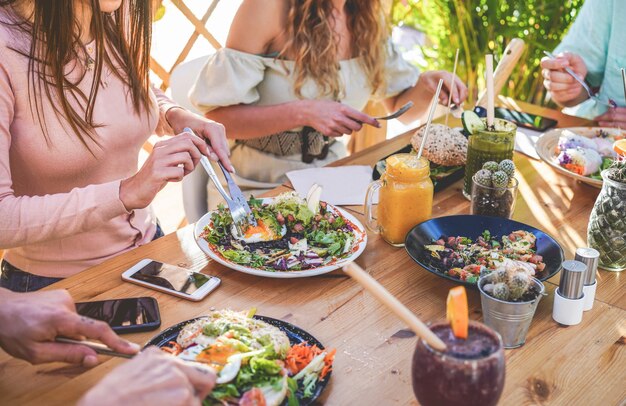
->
[364,154,434,247]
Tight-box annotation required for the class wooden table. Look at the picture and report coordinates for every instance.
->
[1,99,624,405]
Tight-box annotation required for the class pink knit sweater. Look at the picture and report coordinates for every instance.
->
[0,10,178,277]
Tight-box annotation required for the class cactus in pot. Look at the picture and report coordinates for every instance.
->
[481,268,539,302]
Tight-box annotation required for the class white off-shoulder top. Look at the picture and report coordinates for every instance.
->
[189,43,419,157]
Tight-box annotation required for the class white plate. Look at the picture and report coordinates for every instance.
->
[535,127,624,188]
[194,198,367,278]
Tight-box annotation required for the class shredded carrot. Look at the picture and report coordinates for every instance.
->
[320,348,336,378]
[285,343,335,377]
[186,328,203,341]
[161,341,183,356]
[564,163,584,175]
[285,343,317,375]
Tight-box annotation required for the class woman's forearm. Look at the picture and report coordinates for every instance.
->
[205,100,310,140]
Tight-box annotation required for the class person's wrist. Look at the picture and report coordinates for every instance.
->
[119,177,140,212]
[164,106,188,133]
[293,100,312,127]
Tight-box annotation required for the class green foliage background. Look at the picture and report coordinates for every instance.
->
[392,0,585,106]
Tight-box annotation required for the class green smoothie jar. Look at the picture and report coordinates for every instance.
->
[463,118,517,199]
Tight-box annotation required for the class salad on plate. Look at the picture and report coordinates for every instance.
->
[423,230,545,284]
[161,309,335,406]
[199,190,364,273]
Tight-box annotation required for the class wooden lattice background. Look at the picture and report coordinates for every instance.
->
[150,0,223,90]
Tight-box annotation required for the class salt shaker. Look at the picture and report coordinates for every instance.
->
[552,260,586,325]
[574,248,599,311]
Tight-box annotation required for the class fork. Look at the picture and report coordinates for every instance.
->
[356,101,414,125]
[374,101,414,120]
[55,337,224,369]
[543,51,617,108]
[185,128,256,238]
[55,337,134,359]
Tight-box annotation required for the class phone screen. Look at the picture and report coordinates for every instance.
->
[75,297,160,330]
[495,107,558,131]
[128,261,214,295]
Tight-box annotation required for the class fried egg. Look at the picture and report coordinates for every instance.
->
[233,219,286,243]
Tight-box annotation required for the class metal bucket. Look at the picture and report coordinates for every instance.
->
[478,273,545,349]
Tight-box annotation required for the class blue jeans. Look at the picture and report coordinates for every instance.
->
[0,223,164,293]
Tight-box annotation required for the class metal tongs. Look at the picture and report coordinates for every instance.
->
[184,128,256,238]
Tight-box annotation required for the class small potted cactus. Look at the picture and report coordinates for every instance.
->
[471,159,518,218]
[477,268,545,348]
[587,156,626,272]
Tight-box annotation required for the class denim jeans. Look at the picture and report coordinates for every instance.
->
[0,223,164,292]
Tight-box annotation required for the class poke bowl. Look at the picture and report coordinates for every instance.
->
[405,215,564,287]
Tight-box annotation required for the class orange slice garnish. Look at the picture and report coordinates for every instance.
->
[446,286,468,339]
[614,139,626,157]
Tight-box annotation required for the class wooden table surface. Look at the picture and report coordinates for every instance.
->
[1,98,624,406]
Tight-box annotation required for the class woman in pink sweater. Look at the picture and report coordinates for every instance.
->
[0,0,232,291]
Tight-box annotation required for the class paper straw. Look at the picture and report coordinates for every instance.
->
[622,68,626,104]
[343,262,447,351]
[445,48,460,127]
[485,54,495,127]
[417,79,444,160]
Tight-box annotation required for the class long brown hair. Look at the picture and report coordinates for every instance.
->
[279,0,388,99]
[0,0,153,152]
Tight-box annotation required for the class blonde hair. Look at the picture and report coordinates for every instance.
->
[279,0,388,99]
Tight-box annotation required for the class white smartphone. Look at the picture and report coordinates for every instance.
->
[121,259,220,302]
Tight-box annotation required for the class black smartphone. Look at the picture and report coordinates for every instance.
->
[495,107,558,131]
[75,297,161,334]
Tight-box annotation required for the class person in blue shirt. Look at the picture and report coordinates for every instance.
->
[541,0,626,127]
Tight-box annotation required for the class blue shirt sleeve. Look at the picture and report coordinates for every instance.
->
[554,0,612,87]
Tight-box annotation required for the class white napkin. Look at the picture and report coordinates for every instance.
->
[286,166,377,206]
[515,127,543,160]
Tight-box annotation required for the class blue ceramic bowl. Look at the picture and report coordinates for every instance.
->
[405,215,564,287]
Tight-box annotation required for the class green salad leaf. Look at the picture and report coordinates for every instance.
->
[306,229,348,256]
[235,358,283,392]
[207,383,239,403]
[302,372,318,398]
[205,204,234,244]
[248,196,264,207]
[272,197,314,226]
[250,357,282,375]
[219,249,265,268]
[590,157,614,180]
[481,230,491,241]
[287,377,300,406]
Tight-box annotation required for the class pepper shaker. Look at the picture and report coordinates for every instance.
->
[575,248,599,311]
[552,260,586,325]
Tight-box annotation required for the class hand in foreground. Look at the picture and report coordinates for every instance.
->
[541,52,588,106]
[417,70,468,106]
[301,99,380,137]
[0,289,138,366]
[120,131,210,211]
[165,107,234,172]
[78,347,216,406]
[594,107,626,128]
